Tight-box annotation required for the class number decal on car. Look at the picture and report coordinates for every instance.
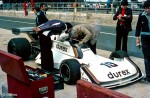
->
[100,62,118,68]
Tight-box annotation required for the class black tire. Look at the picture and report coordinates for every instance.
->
[60,59,81,85]
[109,50,129,60]
[7,38,31,60]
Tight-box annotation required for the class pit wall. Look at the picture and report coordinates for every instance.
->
[0,10,138,28]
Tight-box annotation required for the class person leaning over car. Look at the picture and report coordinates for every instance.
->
[135,0,150,83]
[59,22,101,54]
[113,0,132,53]
[33,20,66,72]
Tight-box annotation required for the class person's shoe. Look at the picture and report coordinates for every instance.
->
[140,78,150,83]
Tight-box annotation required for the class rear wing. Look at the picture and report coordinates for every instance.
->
[12,27,35,35]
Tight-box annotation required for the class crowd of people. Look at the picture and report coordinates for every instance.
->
[30,0,150,83]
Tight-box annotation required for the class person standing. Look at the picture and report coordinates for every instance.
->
[40,3,47,16]
[113,0,132,53]
[106,0,112,14]
[135,0,150,83]
[23,1,28,16]
[33,20,66,72]
[15,2,18,11]
[32,7,48,41]
[33,7,48,26]
[31,0,34,11]
[8,1,12,10]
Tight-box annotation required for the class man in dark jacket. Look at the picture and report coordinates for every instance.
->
[34,7,48,26]
[32,7,48,41]
[135,0,150,83]
[40,3,47,16]
[33,20,66,72]
[113,0,132,52]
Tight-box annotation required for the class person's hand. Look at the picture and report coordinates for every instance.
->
[118,14,122,19]
[136,37,141,49]
[136,37,140,45]
[118,14,124,21]
[33,27,41,32]
[79,41,83,45]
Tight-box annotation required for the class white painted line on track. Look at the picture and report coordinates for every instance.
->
[101,32,136,38]
[0,19,34,24]
[0,18,136,38]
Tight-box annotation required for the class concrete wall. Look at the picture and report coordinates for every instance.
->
[0,10,138,28]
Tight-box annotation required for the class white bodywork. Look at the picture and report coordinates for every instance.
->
[35,35,143,88]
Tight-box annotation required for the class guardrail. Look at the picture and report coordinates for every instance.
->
[0,2,144,14]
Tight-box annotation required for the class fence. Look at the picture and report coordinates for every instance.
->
[0,2,144,14]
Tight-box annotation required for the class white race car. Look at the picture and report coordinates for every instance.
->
[8,27,144,88]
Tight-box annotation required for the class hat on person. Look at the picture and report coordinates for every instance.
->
[121,0,128,6]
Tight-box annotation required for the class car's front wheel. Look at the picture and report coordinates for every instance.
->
[60,59,81,85]
[7,38,31,60]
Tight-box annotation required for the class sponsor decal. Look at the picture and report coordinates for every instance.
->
[56,44,68,52]
[100,62,118,68]
[108,69,131,79]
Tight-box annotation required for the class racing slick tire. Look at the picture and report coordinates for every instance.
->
[109,50,129,60]
[7,38,31,60]
[60,59,81,85]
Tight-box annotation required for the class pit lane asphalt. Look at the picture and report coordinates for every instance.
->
[0,16,143,58]
[0,28,150,98]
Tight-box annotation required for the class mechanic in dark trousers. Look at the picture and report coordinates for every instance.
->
[135,0,150,83]
[32,7,48,41]
[113,0,132,53]
[33,20,66,72]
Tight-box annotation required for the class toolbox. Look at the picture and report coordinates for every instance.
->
[0,50,64,98]
[33,67,64,91]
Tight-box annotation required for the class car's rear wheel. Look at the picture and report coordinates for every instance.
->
[109,50,129,60]
[7,38,31,60]
[60,59,81,85]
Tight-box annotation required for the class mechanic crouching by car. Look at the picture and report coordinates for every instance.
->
[60,23,101,54]
[33,20,66,72]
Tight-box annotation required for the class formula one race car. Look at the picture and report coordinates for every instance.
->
[7,27,144,88]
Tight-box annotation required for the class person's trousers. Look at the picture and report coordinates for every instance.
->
[87,42,96,54]
[141,35,150,79]
[39,33,54,72]
[115,26,129,52]
[24,9,28,16]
